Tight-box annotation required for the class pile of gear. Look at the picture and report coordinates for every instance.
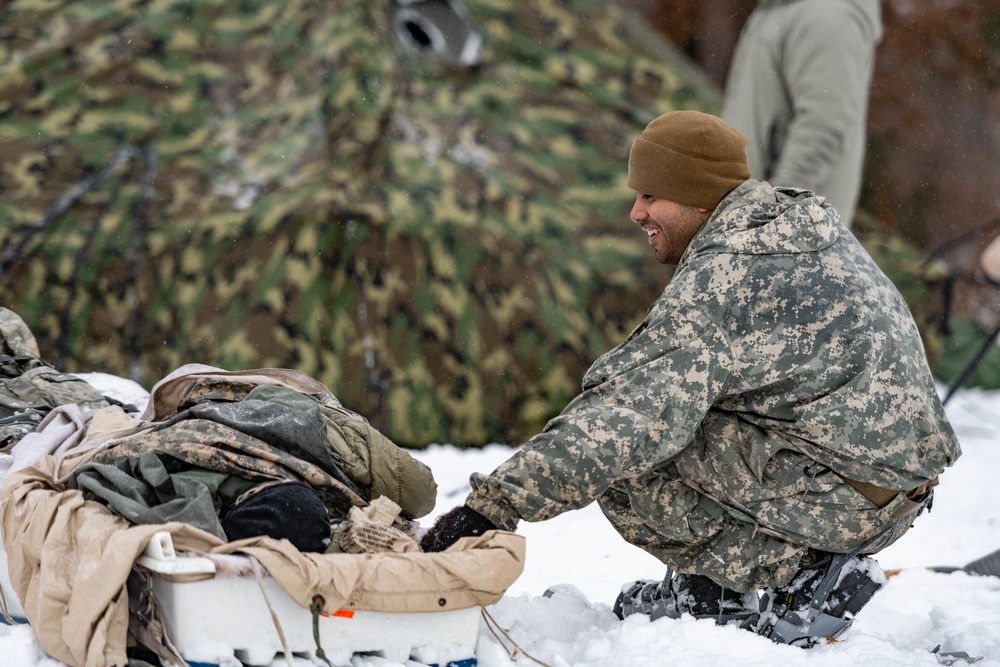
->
[1,307,526,667]
[1,307,437,555]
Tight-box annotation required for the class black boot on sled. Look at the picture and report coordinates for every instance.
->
[756,549,886,647]
[614,571,758,626]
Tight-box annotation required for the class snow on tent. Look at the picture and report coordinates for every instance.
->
[0,0,719,448]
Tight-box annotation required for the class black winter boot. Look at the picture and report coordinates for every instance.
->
[613,577,675,621]
[756,549,886,647]
[614,571,758,626]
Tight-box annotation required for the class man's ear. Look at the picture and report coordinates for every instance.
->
[698,207,713,221]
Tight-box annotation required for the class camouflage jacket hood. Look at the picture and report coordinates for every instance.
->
[467,179,960,534]
[681,179,840,263]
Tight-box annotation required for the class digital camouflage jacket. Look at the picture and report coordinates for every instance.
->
[467,179,961,550]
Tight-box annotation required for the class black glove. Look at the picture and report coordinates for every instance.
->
[419,505,497,552]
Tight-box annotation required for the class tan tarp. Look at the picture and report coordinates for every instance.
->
[1,453,524,667]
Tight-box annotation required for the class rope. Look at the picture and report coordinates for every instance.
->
[129,566,191,667]
[480,607,551,667]
[309,595,335,667]
[250,557,296,667]
[0,582,20,625]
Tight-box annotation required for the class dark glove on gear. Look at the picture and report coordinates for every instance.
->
[419,505,497,552]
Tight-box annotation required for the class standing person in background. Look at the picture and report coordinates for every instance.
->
[721,0,883,229]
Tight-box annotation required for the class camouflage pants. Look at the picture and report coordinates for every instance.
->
[598,413,917,592]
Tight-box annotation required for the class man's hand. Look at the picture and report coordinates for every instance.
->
[419,505,497,552]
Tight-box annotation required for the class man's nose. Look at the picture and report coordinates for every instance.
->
[630,201,646,224]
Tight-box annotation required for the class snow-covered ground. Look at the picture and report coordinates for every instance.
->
[1,376,998,667]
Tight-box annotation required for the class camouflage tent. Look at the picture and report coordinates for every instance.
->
[0,0,718,446]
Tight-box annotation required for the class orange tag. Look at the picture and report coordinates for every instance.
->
[331,610,354,619]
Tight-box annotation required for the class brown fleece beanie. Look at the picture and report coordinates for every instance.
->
[627,111,750,209]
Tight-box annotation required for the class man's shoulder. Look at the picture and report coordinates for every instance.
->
[785,0,881,36]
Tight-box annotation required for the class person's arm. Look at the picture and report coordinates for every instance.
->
[768,3,879,190]
[464,303,734,531]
